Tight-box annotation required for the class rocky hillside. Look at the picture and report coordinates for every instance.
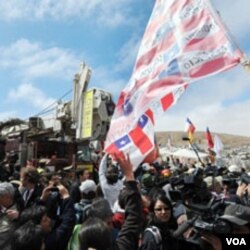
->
[156,131,250,149]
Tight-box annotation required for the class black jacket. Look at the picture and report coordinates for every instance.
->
[69,180,81,204]
[45,197,76,250]
[115,180,142,250]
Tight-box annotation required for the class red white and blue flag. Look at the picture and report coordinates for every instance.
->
[105,0,243,168]
[206,127,214,149]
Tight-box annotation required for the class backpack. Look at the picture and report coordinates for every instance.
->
[144,226,162,250]
[67,224,81,250]
[74,202,92,224]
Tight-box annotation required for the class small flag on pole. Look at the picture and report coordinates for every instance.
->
[206,127,214,149]
[185,118,196,142]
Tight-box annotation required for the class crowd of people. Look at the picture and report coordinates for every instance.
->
[0,149,250,250]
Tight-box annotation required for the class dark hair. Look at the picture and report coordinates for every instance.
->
[149,193,173,214]
[82,191,96,200]
[18,205,47,225]
[11,221,44,250]
[148,187,166,200]
[147,193,176,229]
[22,167,40,184]
[88,198,113,220]
[78,217,112,250]
[76,169,85,179]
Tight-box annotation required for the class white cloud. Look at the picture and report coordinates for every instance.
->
[0,111,17,121]
[114,34,141,73]
[8,82,56,110]
[0,0,138,27]
[0,39,79,81]
[0,38,127,117]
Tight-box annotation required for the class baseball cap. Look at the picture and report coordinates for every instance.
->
[228,164,241,173]
[142,163,151,171]
[79,180,97,194]
[141,173,154,188]
[220,204,250,226]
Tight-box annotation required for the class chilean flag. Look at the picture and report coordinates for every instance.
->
[105,0,243,169]
[206,127,214,149]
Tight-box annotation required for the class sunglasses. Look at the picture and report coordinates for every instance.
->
[154,207,170,212]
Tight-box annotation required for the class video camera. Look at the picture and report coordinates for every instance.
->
[241,173,250,184]
[173,214,232,238]
[169,168,211,204]
[222,177,238,189]
[240,173,250,206]
[170,171,235,250]
[172,197,234,250]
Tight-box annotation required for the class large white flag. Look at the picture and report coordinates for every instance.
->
[213,134,224,157]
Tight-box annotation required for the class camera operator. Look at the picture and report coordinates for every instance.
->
[220,171,244,204]
[200,232,222,250]
[220,203,250,234]
[236,173,250,206]
[169,169,233,250]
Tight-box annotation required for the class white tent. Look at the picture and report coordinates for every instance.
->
[159,147,177,161]
[159,147,172,156]
[171,148,208,159]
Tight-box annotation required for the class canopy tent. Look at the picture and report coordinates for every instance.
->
[171,148,208,160]
[159,147,177,161]
[159,147,173,156]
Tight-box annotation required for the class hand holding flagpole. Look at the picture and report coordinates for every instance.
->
[241,55,250,73]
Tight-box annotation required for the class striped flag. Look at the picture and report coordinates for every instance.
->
[206,127,214,149]
[185,117,196,142]
[105,0,243,169]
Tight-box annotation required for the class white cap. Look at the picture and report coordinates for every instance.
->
[142,163,150,171]
[228,164,241,173]
[79,180,97,194]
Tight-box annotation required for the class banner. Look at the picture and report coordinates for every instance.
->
[105,0,243,168]
[82,90,94,139]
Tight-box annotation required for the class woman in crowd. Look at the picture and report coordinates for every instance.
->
[140,192,178,250]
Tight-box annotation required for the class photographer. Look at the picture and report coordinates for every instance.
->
[220,204,250,234]
[39,182,76,250]
[236,173,250,206]
[168,169,231,250]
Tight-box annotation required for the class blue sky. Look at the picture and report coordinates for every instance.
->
[0,0,250,137]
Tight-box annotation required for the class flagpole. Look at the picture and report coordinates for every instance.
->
[182,137,205,167]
